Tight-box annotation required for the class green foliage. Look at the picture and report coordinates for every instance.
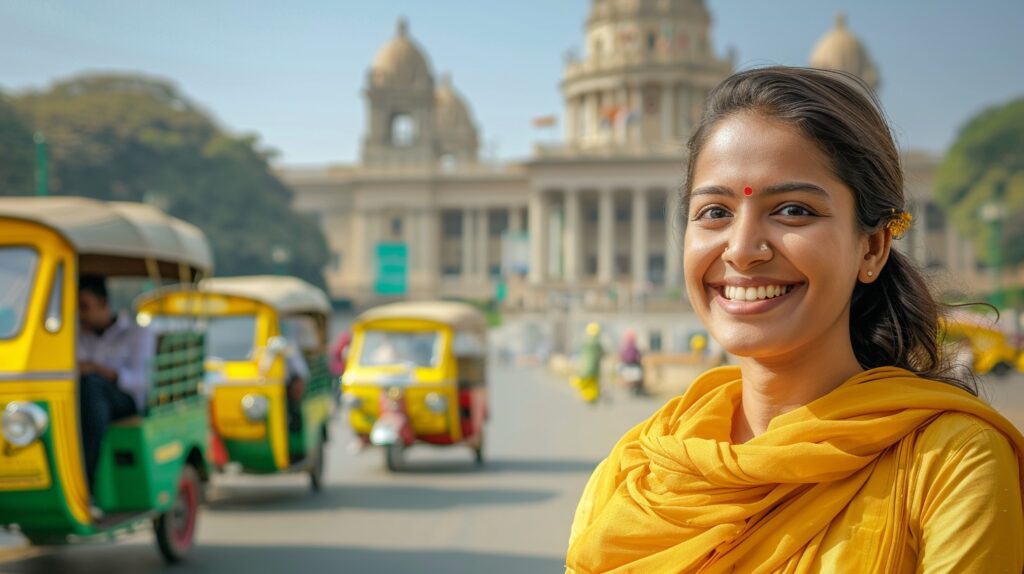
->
[935,97,1024,267]
[6,73,328,286]
[0,94,34,196]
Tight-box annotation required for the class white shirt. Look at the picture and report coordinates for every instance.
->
[77,313,155,413]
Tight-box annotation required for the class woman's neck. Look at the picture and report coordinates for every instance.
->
[732,325,864,444]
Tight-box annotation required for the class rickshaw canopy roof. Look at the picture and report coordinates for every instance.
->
[0,197,212,276]
[199,275,331,316]
[357,301,487,332]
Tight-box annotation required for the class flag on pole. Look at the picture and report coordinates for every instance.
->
[531,115,558,128]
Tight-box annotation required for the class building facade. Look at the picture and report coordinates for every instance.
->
[280,3,985,312]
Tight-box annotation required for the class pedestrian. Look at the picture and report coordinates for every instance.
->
[573,322,604,404]
[566,67,1024,572]
[617,329,644,395]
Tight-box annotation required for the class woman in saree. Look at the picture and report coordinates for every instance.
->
[566,67,1024,573]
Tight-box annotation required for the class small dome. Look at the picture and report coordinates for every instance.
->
[434,74,479,161]
[370,18,433,90]
[810,13,880,90]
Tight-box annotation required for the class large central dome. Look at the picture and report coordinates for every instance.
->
[370,18,434,90]
[810,13,880,91]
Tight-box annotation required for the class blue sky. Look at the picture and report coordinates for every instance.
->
[2,1,1022,166]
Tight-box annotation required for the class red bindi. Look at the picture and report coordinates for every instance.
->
[743,186,753,196]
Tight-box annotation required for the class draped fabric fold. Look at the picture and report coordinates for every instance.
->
[566,366,1024,573]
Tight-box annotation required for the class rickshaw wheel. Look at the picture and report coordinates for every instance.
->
[155,464,200,564]
[992,362,1012,378]
[385,444,404,472]
[309,439,325,492]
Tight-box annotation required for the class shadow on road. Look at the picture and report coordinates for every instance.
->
[205,483,559,513]
[0,543,565,574]
[396,457,601,475]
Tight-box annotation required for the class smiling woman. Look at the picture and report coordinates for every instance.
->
[566,67,1024,573]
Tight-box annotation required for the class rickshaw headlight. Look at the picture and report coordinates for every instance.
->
[424,392,447,413]
[240,394,269,422]
[2,402,49,448]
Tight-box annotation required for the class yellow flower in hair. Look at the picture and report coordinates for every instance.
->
[885,210,913,239]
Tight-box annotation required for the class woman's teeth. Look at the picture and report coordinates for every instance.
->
[722,284,794,302]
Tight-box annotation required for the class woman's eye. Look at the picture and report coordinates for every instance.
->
[694,206,731,220]
[776,204,815,217]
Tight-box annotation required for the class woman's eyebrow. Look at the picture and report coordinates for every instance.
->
[690,182,829,198]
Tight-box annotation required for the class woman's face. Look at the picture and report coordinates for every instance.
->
[683,111,876,361]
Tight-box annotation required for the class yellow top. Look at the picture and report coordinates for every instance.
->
[566,366,1024,573]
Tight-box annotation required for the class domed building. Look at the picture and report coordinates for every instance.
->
[361,19,481,168]
[281,6,980,333]
[810,12,880,91]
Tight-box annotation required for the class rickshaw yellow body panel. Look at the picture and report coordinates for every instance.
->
[344,318,463,441]
[0,219,90,525]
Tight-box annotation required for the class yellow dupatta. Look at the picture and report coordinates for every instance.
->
[566,366,1024,573]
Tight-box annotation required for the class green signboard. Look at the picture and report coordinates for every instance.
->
[375,242,408,296]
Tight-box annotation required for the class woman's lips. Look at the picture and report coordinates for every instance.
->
[709,283,803,315]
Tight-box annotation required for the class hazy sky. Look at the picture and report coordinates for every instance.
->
[3,1,1022,166]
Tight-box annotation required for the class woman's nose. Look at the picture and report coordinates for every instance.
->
[721,216,772,269]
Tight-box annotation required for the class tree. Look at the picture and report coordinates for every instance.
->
[0,93,34,196]
[935,97,1024,267]
[9,73,329,287]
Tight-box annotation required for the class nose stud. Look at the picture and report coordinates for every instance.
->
[759,242,769,252]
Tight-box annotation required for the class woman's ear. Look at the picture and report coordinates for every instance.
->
[859,228,892,283]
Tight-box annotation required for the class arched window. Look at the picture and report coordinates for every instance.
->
[391,113,416,146]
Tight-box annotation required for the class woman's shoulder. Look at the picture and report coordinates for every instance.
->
[915,411,1015,455]
[911,411,1019,483]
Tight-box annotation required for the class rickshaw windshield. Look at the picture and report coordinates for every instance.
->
[359,330,440,367]
[0,247,38,340]
[205,315,258,361]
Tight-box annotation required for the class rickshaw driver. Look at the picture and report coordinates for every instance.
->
[77,274,155,490]
[284,343,310,434]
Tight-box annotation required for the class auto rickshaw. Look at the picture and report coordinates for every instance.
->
[343,301,488,471]
[138,275,334,491]
[941,313,1021,378]
[0,197,211,562]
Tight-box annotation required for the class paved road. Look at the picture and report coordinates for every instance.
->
[0,365,658,573]
[4,369,1024,574]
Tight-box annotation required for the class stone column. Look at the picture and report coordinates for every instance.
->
[565,97,578,144]
[564,190,582,284]
[509,206,524,234]
[660,83,674,142]
[632,190,649,287]
[598,189,615,284]
[418,209,440,294]
[528,190,549,285]
[587,94,600,142]
[913,200,928,267]
[665,188,682,288]
[461,208,475,280]
[477,208,490,280]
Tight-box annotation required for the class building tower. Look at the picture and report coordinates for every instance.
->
[361,18,438,167]
[810,12,880,92]
[561,0,733,153]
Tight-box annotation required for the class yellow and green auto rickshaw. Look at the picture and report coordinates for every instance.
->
[0,197,211,562]
[343,301,489,471]
[138,275,335,491]
[941,313,1021,378]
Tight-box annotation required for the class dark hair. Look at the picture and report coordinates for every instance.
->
[78,274,109,303]
[682,66,974,394]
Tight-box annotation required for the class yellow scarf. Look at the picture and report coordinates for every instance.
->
[566,366,1024,573]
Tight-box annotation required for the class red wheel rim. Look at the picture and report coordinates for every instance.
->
[170,471,198,551]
